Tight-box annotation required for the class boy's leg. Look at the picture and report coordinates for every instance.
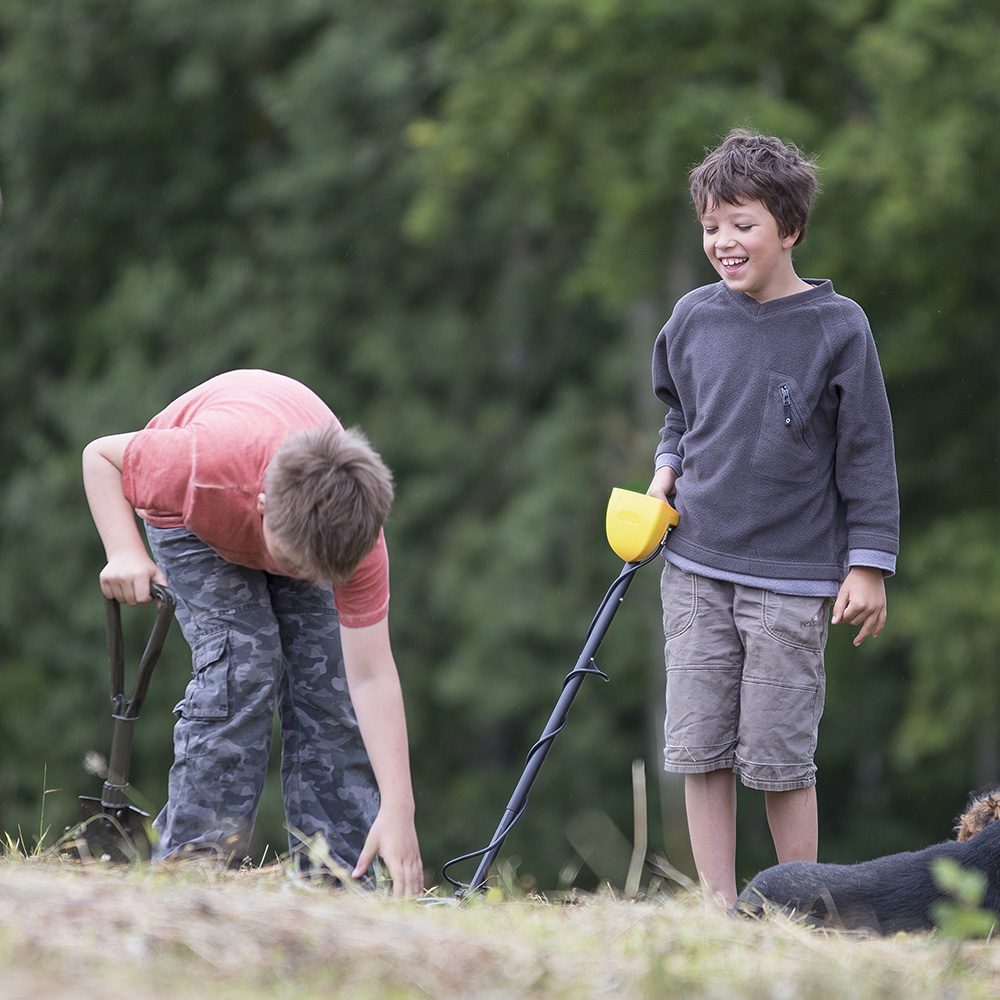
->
[684,769,738,906]
[764,785,818,863]
[734,586,828,866]
[660,564,744,905]
[146,526,282,862]
[266,574,378,879]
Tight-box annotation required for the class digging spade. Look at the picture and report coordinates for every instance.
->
[76,583,175,862]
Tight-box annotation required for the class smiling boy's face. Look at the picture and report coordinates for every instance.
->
[700,198,810,304]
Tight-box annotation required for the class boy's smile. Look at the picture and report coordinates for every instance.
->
[700,199,812,303]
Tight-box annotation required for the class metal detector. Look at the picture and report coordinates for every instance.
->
[442,488,678,894]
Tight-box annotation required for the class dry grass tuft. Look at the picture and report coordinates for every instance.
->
[1,856,999,999]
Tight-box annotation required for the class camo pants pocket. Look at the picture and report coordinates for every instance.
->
[180,629,230,721]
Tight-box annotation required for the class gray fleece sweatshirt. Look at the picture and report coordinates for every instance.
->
[653,279,899,586]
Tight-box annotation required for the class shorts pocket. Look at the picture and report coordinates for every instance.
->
[760,592,829,651]
[661,563,698,641]
[181,629,231,720]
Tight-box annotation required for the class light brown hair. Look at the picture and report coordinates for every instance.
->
[690,129,819,246]
[264,423,394,583]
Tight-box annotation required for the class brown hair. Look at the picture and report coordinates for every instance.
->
[264,423,394,583]
[690,129,819,246]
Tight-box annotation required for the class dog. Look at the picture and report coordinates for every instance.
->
[732,788,1000,934]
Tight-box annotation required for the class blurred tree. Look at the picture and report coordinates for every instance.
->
[0,0,451,856]
[807,0,1000,859]
[0,0,996,892]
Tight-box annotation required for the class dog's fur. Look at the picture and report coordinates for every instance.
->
[955,789,1000,842]
[733,789,1000,934]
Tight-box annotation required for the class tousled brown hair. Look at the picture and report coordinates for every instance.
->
[690,129,819,246]
[264,423,394,583]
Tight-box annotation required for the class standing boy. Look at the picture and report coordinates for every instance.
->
[647,130,899,907]
[83,369,423,896]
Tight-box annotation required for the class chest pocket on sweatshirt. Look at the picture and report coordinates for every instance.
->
[751,374,818,484]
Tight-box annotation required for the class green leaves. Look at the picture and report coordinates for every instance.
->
[931,858,997,939]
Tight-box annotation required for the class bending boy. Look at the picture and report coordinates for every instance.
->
[83,369,423,895]
[647,131,899,907]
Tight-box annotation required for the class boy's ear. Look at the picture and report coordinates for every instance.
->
[256,493,267,515]
[781,229,801,249]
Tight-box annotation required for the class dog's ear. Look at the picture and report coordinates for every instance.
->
[955,791,1000,842]
[956,813,977,842]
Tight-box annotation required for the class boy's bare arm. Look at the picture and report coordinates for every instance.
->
[339,618,424,897]
[831,565,886,647]
[82,433,167,606]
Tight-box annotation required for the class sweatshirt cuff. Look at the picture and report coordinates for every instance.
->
[655,453,683,473]
[849,548,896,578]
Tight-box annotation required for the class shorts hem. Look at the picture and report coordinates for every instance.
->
[736,775,817,792]
[734,760,817,792]
[662,759,817,793]
[663,757,735,775]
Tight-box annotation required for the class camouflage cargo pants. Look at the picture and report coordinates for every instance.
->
[145,525,378,875]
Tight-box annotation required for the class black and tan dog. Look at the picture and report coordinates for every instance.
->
[732,789,1000,934]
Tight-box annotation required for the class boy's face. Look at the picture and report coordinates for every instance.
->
[700,199,803,303]
[256,493,318,580]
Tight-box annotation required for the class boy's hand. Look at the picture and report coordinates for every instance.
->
[647,466,677,502]
[353,804,424,898]
[100,552,168,606]
[831,566,886,646]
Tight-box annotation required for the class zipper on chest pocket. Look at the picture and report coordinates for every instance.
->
[780,383,812,453]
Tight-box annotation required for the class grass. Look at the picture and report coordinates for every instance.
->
[5,772,998,999]
[1,852,1000,1000]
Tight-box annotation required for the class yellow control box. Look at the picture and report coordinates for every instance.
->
[605,488,679,563]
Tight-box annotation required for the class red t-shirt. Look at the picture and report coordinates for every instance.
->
[122,370,390,628]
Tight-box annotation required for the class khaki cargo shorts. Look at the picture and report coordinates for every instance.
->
[660,561,829,792]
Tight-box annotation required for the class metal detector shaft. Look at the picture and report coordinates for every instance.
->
[465,556,650,892]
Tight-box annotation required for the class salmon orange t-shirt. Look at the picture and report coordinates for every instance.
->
[122,370,390,628]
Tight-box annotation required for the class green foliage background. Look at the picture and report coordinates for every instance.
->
[0,0,997,890]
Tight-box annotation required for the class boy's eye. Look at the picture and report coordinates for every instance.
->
[737,224,753,231]
[703,226,718,234]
